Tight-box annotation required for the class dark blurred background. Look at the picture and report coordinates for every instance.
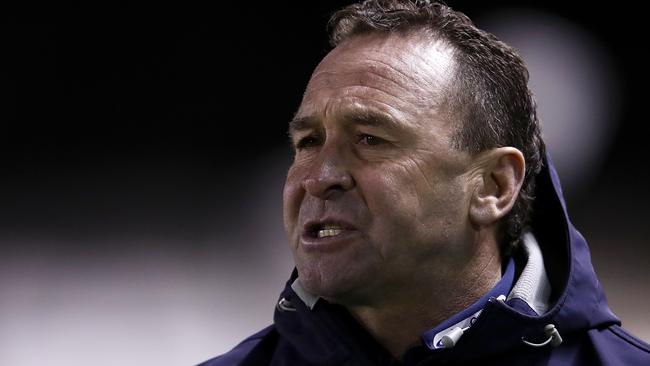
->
[2,1,648,365]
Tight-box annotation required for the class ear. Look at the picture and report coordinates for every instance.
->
[469,147,525,227]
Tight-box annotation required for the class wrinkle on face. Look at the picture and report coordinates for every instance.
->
[404,155,438,194]
[322,90,409,123]
[316,34,456,89]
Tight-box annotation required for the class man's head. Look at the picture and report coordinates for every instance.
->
[282,0,544,304]
[329,0,545,249]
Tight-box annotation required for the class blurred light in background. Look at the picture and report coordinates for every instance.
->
[0,151,295,366]
[478,9,621,196]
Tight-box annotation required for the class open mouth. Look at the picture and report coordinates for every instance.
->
[305,222,351,239]
[316,224,343,238]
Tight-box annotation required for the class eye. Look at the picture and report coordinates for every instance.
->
[357,134,386,146]
[295,134,321,150]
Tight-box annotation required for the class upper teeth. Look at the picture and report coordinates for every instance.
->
[317,225,343,238]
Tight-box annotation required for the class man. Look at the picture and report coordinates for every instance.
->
[200,1,650,365]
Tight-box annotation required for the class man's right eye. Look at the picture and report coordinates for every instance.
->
[295,135,321,150]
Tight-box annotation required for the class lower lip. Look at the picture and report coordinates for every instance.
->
[300,230,359,252]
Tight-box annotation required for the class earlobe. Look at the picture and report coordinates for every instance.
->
[469,147,525,227]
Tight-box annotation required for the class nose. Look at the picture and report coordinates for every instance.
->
[301,145,354,200]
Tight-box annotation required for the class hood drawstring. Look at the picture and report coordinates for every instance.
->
[440,326,470,348]
[277,297,296,312]
[522,324,563,347]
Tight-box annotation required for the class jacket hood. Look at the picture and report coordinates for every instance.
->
[272,152,620,364]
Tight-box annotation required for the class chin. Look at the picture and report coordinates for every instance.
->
[297,268,348,297]
[297,263,374,304]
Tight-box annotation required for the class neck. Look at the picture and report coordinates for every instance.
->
[345,232,503,360]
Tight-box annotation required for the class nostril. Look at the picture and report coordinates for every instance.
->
[328,184,345,191]
[302,175,354,199]
[322,186,347,200]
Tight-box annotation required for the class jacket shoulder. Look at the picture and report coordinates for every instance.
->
[197,325,275,366]
[589,325,650,365]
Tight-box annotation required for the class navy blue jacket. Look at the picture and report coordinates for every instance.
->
[200,154,650,365]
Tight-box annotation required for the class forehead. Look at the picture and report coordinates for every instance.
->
[295,33,457,127]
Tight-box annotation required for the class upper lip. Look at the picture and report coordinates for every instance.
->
[302,218,357,237]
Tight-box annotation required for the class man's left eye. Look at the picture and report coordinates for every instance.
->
[358,134,386,146]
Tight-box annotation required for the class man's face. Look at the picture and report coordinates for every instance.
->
[283,34,477,305]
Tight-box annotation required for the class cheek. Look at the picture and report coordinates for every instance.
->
[282,166,304,238]
[360,167,423,234]
[362,163,427,217]
[359,162,465,254]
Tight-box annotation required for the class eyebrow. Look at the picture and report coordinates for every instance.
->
[288,109,403,137]
[288,116,319,136]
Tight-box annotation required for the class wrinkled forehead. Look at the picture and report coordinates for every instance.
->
[316,33,456,84]
[297,33,457,121]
